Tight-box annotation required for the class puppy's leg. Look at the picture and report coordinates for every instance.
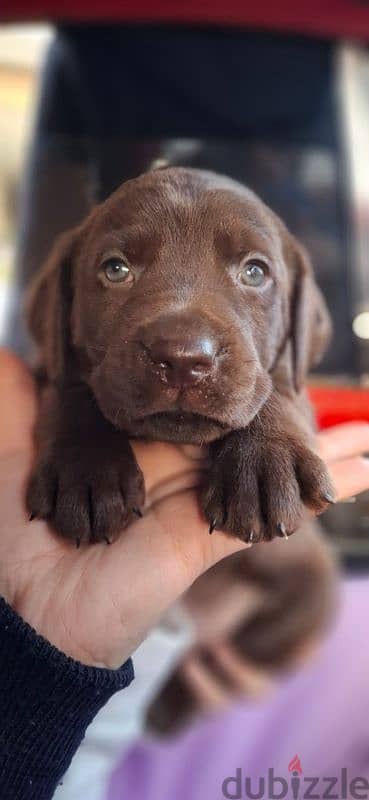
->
[26,384,145,544]
[201,392,334,543]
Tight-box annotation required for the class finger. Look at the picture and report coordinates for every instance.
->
[318,423,369,464]
[180,653,231,710]
[131,439,208,501]
[209,642,274,698]
[329,456,369,501]
[0,349,36,453]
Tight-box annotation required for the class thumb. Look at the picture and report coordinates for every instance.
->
[0,350,36,454]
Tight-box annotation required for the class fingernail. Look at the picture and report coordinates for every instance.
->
[321,492,336,505]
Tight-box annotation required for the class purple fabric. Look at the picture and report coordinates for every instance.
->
[108,579,369,800]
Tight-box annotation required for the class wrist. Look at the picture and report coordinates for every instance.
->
[0,596,134,799]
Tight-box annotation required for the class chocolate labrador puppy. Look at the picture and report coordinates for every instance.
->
[26,167,334,545]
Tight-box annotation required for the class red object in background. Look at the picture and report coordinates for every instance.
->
[2,0,369,42]
[309,386,369,430]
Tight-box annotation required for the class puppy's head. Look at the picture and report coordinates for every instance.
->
[27,167,331,443]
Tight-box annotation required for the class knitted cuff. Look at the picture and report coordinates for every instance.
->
[0,597,134,800]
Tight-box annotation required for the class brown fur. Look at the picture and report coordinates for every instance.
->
[26,167,334,543]
[146,524,337,735]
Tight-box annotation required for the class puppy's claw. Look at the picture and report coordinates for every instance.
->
[248,530,255,543]
[29,513,36,522]
[277,522,288,540]
[320,492,336,505]
[133,507,143,518]
[75,537,81,550]
[104,536,112,545]
[209,520,217,534]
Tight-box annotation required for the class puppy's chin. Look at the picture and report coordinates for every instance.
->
[89,362,273,443]
[125,411,231,444]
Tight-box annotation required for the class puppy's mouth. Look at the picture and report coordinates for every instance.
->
[129,410,231,444]
[138,410,228,428]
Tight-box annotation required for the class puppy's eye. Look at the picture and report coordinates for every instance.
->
[239,261,268,288]
[103,257,133,284]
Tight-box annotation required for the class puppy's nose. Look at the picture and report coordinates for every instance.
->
[146,337,216,386]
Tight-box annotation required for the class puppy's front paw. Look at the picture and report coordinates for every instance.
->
[26,442,145,545]
[201,432,334,543]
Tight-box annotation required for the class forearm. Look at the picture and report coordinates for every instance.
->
[0,598,134,800]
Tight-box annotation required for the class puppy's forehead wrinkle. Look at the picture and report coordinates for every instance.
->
[89,168,284,271]
[214,222,275,259]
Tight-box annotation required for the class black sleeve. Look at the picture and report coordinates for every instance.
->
[0,597,134,800]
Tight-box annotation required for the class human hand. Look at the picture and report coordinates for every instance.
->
[0,349,368,669]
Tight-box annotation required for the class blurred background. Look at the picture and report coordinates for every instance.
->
[0,25,52,339]
[1,10,369,800]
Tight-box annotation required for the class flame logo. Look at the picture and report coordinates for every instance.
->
[288,755,303,775]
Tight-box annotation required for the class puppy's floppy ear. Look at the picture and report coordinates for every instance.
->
[26,226,80,381]
[289,236,332,393]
